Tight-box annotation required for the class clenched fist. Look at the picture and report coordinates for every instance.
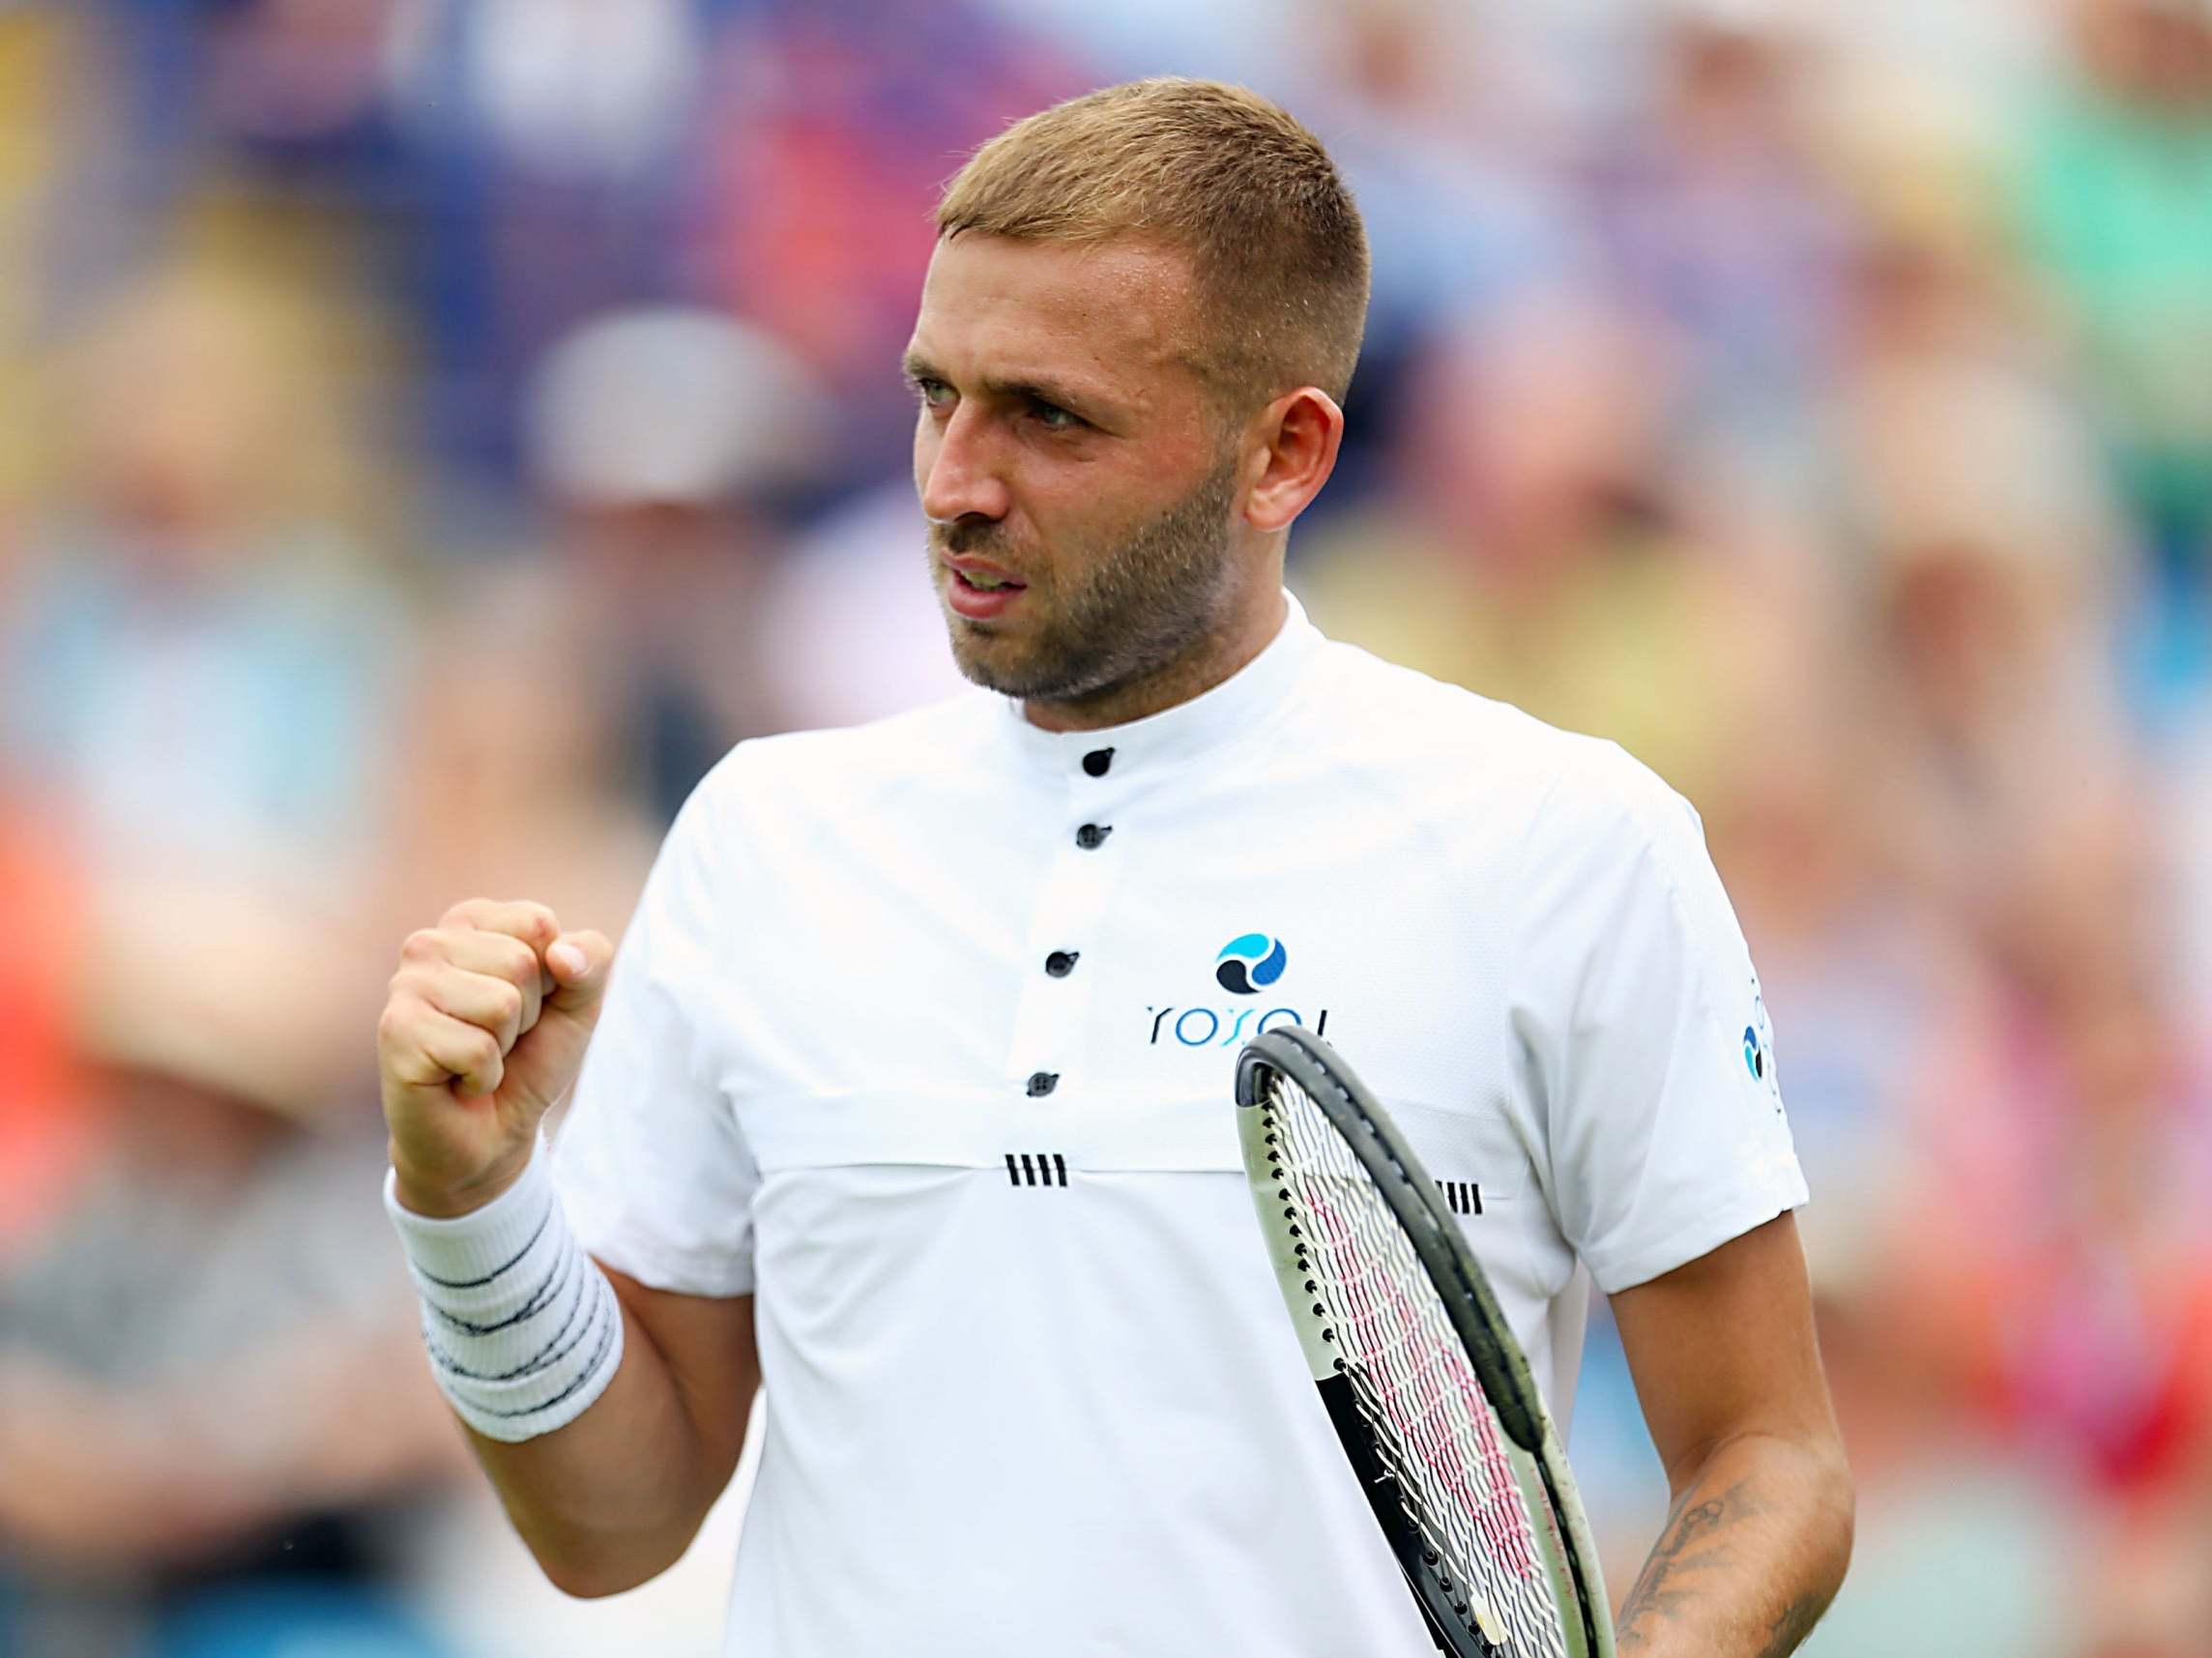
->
[377,899,613,1218]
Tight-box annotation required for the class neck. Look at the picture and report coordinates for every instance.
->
[1022,583,1289,733]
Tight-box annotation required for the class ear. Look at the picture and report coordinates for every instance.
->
[1241,387,1346,535]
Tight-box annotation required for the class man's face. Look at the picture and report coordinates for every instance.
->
[904,234,1245,709]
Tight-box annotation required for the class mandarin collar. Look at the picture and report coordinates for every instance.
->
[1001,591,1321,779]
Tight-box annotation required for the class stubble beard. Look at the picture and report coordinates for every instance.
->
[932,452,1244,709]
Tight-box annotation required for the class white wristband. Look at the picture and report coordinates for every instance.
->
[384,1141,625,1443]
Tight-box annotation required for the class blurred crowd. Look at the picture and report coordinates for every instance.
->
[0,2,2207,1655]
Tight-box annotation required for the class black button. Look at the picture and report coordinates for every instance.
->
[1044,950,1078,977]
[1075,823,1112,850]
[1082,746,1115,776]
[1026,1071,1059,1097]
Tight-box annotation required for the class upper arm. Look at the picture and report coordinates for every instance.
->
[604,1268,760,1498]
[1607,1210,1840,1493]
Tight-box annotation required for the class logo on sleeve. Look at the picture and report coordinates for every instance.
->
[1215,933,1289,996]
[1744,978,1783,1112]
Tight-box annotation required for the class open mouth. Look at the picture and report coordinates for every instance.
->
[943,561,1030,620]
[950,567,1027,594]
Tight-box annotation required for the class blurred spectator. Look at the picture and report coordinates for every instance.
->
[383,557,664,943]
[382,0,708,479]
[0,1070,463,1658]
[970,0,1291,91]
[0,256,451,1657]
[2171,704,2212,1023]
[1833,295,2136,940]
[1295,290,1781,822]
[1586,2,1854,440]
[203,0,407,161]
[2019,0,2212,702]
[2,264,401,872]
[1869,799,2212,1656]
[387,0,700,184]
[512,305,828,822]
[0,7,71,490]
[1289,0,1587,370]
[0,799,100,1268]
[1805,1284,2093,1658]
[0,263,412,1117]
[685,0,1081,480]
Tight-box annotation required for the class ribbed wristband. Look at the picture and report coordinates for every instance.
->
[384,1142,625,1443]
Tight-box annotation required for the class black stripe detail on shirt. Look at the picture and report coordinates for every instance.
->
[1002,1152,1071,1189]
[1434,1180,1483,1216]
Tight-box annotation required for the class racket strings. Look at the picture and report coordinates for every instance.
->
[1316,1178,1542,1601]
[1264,1072,1568,1658]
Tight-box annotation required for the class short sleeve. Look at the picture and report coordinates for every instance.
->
[1509,743,1806,1294]
[551,780,761,1296]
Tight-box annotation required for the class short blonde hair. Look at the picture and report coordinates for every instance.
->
[937,78,1370,410]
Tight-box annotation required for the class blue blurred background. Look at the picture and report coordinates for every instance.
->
[0,2,2208,1654]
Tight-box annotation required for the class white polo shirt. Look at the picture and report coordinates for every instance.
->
[553,593,1806,1657]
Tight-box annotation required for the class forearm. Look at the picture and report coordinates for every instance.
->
[387,1144,756,1599]
[465,1275,746,1598]
[1615,1431,1853,1658]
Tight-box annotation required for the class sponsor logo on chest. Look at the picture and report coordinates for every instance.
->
[1145,932,1332,1048]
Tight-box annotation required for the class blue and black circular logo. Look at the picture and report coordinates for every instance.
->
[1215,933,1289,996]
[1743,1025,1765,1081]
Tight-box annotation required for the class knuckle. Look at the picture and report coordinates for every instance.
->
[489,982,525,1029]
[376,1001,411,1047]
[399,927,445,965]
[439,897,487,929]
[393,1046,446,1087]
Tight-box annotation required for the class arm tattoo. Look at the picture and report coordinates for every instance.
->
[1757,1595,1822,1658]
[1615,1478,1764,1645]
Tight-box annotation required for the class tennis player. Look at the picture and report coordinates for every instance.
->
[377,78,1851,1657]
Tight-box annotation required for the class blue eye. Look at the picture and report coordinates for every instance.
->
[1032,400,1079,431]
[912,377,953,409]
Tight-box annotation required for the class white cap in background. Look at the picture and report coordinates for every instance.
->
[526,307,828,509]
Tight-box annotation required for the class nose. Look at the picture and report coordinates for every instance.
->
[917,402,1012,527]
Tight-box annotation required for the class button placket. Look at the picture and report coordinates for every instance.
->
[1002,756,1127,1105]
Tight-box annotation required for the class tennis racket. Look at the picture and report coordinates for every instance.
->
[1235,1025,1615,1658]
